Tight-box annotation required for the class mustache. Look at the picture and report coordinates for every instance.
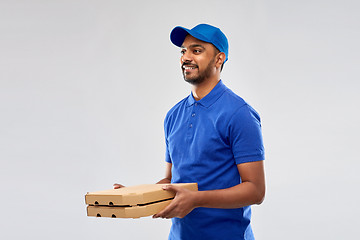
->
[182,62,198,68]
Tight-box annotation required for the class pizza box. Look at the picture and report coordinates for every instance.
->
[85,183,198,218]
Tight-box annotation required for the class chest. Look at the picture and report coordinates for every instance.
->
[167,105,231,154]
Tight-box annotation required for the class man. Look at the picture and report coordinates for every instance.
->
[153,24,266,240]
[114,23,265,239]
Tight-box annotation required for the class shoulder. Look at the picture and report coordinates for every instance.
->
[219,88,261,125]
[222,88,247,108]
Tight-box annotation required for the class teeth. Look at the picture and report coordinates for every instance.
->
[184,66,196,70]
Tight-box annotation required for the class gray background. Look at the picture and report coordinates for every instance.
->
[1,0,359,239]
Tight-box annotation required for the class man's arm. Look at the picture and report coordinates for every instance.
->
[153,160,265,219]
[156,162,172,184]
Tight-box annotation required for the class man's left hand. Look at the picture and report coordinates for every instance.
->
[153,184,197,219]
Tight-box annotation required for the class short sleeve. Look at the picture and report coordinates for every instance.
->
[164,113,172,163]
[165,138,172,163]
[229,104,265,164]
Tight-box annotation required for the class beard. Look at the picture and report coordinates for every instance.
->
[182,57,215,85]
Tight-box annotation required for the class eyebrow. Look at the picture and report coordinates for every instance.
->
[181,44,206,50]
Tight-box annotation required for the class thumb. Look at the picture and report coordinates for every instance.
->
[162,184,182,193]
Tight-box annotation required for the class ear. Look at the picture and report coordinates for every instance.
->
[215,52,226,69]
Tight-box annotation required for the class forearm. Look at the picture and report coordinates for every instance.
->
[156,177,171,184]
[153,162,265,219]
[157,162,172,184]
[194,181,265,209]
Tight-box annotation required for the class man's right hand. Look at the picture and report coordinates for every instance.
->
[113,183,125,189]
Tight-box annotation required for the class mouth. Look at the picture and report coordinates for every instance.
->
[182,64,198,73]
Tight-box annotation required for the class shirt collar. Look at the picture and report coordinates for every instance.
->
[186,80,227,108]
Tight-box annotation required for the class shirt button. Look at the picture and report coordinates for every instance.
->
[192,113,196,117]
[194,103,198,106]
[189,124,193,128]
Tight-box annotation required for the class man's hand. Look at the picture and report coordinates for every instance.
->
[153,184,197,219]
[113,183,125,189]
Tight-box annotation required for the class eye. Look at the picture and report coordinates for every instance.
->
[180,49,186,55]
[193,49,202,54]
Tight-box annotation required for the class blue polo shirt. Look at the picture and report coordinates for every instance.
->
[164,80,264,240]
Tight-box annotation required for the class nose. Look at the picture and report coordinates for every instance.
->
[181,51,192,63]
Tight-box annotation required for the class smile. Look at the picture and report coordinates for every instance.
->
[183,66,197,70]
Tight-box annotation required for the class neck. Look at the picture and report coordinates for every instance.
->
[191,77,220,101]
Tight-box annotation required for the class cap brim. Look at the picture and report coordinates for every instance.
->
[171,26,216,48]
[170,26,191,47]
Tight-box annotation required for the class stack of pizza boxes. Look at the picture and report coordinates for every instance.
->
[85,183,198,218]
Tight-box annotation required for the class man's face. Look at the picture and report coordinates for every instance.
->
[180,35,218,85]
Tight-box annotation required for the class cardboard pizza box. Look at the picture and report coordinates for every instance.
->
[85,183,198,218]
[87,199,172,219]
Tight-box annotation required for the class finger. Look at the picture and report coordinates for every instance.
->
[154,185,186,218]
[113,183,125,189]
[153,200,177,218]
[162,184,182,193]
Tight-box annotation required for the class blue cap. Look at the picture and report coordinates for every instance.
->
[170,23,229,62]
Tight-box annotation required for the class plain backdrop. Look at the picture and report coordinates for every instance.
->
[1,0,359,239]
